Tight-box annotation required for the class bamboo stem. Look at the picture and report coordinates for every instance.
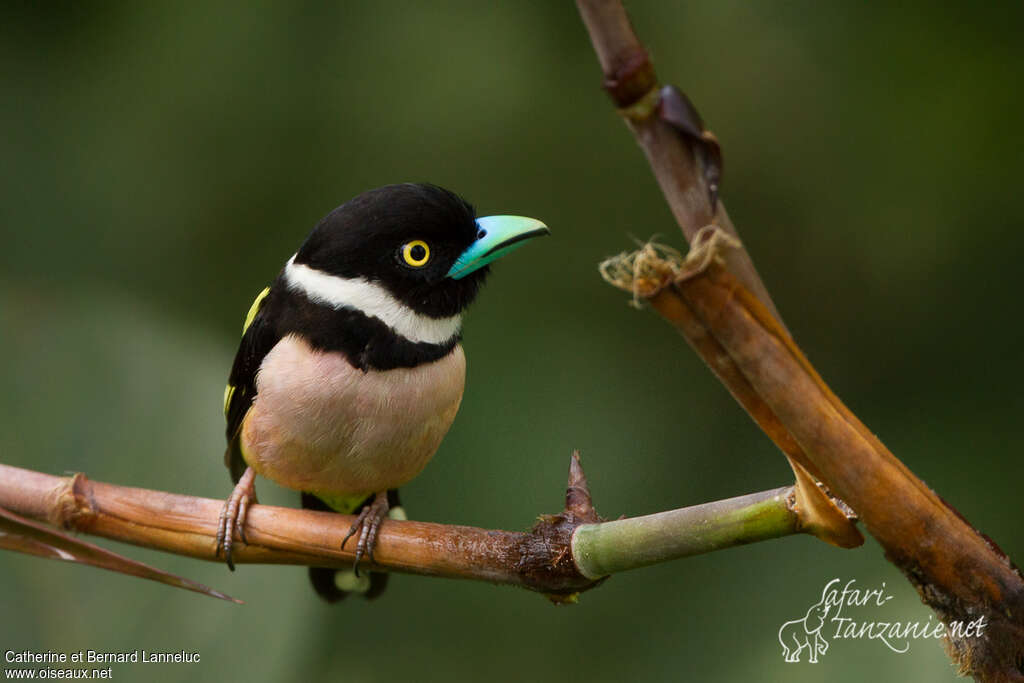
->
[674,260,1024,679]
[575,0,782,322]
[572,486,796,579]
[0,459,842,599]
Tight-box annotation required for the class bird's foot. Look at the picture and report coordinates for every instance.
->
[215,467,257,571]
[340,492,389,576]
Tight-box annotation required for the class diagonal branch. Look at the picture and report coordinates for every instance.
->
[0,505,239,602]
[576,0,860,551]
[577,1,1024,679]
[602,235,1024,677]
[575,0,778,320]
[677,252,1024,680]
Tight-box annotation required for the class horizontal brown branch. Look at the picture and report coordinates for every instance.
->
[0,462,594,595]
[0,457,845,601]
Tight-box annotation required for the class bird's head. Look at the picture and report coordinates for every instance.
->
[291,183,548,319]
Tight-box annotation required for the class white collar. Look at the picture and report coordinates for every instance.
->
[284,256,461,345]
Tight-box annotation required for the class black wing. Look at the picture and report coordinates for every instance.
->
[224,287,281,483]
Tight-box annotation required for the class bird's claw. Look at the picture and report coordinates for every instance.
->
[340,493,389,577]
[215,467,257,571]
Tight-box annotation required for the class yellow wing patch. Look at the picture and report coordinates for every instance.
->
[223,286,271,418]
[223,384,235,417]
[243,286,271,334]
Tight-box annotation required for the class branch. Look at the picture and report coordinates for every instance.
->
[575,0,779,321]
[577,1,1024,679]
[601,232,1024,677]
[572,486,797,579]
[674,256,1024,673]
[575,0,864,551]
[0,458,844,601]
[0,505,239,603]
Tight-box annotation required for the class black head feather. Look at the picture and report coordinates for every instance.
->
[293,183,488,318]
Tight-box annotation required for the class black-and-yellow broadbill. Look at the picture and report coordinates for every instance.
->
[218,183,548,601]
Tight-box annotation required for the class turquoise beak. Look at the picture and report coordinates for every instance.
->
[447,215,549,280]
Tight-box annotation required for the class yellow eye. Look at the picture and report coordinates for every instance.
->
[401,240,430,267]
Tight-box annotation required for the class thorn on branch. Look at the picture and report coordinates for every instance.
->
[658,86,723,207]
[519,451,606,603]
[565,450,600,523]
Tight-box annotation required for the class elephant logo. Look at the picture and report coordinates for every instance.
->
[778,587,832,663]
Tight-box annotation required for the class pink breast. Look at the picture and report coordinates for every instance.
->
[241,334,466,495]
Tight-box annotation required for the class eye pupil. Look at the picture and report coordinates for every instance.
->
[401,240,430,267]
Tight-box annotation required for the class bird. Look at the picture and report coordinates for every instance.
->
[216,183,548,601]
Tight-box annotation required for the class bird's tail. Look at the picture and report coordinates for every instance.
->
[300,491,400,603]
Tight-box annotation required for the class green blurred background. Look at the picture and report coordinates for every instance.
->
[2,2,1022,681]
